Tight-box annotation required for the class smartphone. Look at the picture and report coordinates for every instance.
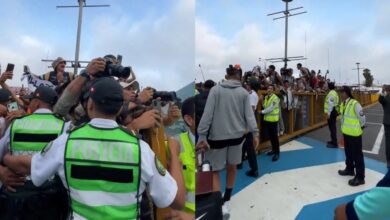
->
[152,100,161,111]
[7,102,19,112]
[6,63,15,72]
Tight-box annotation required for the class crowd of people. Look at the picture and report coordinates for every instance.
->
[194,63,390,220]
[0,56,196,220]
[239,63,331,92]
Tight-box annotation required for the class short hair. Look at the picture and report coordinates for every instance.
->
[328,82,335,90]
[226,64,242,76]
[269,65,276,71]
[268,84,275,90]
[297,63,302,67]
[181,97,195,118]
[94,101,122,116]
[283,80,289,84]
[204,80,215,89]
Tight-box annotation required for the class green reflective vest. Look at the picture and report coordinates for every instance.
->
[177,132,195,213]
[263,94,280,122]
[64,124,141,220]
[10,113,65,154]
[340,99,363,137]
[324,90,339,114]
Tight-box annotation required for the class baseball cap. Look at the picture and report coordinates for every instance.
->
[339,86,353,98]
[23,86,58,105]
[88,77,124,106]
[0,89,12,103]
[119,80,140,91]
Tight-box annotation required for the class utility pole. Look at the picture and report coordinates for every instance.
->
[352,62,366,92]
[56,0,110,74]
[267,0,307,68]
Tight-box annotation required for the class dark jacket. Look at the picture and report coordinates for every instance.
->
[195,90,210,139]
[379,94,390,126]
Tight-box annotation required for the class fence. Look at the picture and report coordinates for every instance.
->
[256,90,379,151]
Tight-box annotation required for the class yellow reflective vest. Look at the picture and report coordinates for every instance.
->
[263,93,280,122]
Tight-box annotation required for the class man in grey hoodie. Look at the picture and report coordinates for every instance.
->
[197,64,259,219]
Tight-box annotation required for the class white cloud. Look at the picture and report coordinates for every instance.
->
[196,13,390,85]
[0,0,195,91]
[86,0,195,91]
[21,35,43,48]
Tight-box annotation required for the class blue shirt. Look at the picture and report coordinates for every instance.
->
[346,169,390,220]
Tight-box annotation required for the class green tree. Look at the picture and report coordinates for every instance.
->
[363,68,374,87]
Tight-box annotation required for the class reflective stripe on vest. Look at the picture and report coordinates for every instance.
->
[10,113,65,154]
[324,90,339,113]
[178,132,195,213]
[65,124,140,220]
[263,94,280,122]
[340,99,363,137]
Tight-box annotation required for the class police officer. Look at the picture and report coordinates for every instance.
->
[261,84,281,162]
[324,82,340,148]
[338,86,366,186]
[166,97,195,219]
[3,77,185,219]
[0,85,69,219]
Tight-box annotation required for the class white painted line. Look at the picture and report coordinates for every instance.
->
[365,122,383,126]
[363,125,384,155]
[230,162,383,220]
[364,113,384,116]
[280,140,312,152]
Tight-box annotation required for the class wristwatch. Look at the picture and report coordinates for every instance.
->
[79,70,90,80]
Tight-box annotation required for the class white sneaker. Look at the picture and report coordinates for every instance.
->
[222,201,231,220]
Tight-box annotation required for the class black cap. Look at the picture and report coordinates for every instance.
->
[23,86,58,105]
[339,86,353,98]
[0,89,12,103]
[88,77,123,106]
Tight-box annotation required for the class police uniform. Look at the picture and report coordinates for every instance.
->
[339,97,366,186]
[0,102,71,219]
[30,78,178,219]
[324,89,340,147]
[262,93,280,161]
[173,131,195,213]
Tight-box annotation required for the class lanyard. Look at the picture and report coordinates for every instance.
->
[342,99,352,116]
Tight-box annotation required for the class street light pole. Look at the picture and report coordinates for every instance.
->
[74,0,84,75]
[356,62,360,92]
[267,0,307,68]
[56,0,110,74]
[284,0,289,69]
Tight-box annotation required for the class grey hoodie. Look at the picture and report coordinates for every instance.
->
[197,79,259,143]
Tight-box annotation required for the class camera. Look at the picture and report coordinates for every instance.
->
[97,60,131,78]
[153,90,178,102]
[152,90,182,108]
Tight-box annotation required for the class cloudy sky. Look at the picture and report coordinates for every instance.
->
[196,0,390,85]
[0,0,194,91]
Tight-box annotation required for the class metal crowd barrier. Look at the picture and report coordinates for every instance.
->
[256,90,378,151]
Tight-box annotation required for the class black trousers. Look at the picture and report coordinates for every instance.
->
[241,132,258,171]
[343,134,365,179]
[265,121,280,154]
[385,125,390,165]
[327,109,338,145]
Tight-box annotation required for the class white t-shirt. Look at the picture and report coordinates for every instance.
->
[249,90,259,110]
[31,118,177,212]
